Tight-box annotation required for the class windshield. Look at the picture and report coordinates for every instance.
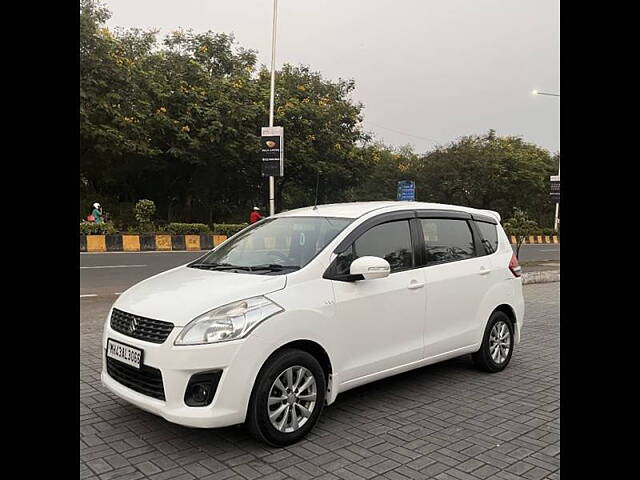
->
[191,216,353,273]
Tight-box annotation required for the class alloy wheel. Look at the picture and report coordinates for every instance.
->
[489,320,511,364]
[267,366,317,433]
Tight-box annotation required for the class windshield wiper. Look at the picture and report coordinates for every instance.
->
[249,264,301,271]
[189,263,300,273]
[189,263,253,271]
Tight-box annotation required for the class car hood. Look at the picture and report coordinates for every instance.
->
[113,266,287,326]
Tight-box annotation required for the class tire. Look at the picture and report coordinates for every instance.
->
[472,311,514,373]
[246,349,326,447]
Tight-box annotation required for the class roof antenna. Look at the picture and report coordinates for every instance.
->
[313,170,320,210]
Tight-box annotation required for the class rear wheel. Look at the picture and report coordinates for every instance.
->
[246,349,326,446]
[472,311,514,372]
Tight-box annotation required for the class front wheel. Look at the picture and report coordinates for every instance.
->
[246,349,326,446]
[472,311,514,372]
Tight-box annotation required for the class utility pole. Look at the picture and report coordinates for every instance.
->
[268,0,278,216]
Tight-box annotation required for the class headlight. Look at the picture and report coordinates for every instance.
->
[174,296,283,345]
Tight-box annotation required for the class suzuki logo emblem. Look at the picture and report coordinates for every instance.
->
[129,317,138,333]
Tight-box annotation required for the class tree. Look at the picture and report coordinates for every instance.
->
[134,199,156,231]
[80,1,558,228]
[409,130,556,226]
[257,65,370,209]
[137,30,264,222]
[350,143,419,201]
[80,1,161,205]
[503,208,539,258]
[80,1,267,222]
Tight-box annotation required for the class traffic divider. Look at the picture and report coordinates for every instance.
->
[185,235,200,251]
[155,235,172,251]
[86,235,106,252]
[509,235,560,245]
[81,234,228,252]
[522,270,560,284]
[83,233,557,251]
[122,235,141,251]
[105,234,123,251]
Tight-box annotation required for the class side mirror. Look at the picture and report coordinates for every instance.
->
[349,256,390,280]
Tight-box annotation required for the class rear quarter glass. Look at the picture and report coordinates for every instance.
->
[476,221,499,254]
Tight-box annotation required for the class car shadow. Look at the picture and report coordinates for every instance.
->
[116,354,484,450]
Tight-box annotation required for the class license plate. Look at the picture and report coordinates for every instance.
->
[107,339,143,369]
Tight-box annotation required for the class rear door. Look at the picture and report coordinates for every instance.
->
[417,212,492,358]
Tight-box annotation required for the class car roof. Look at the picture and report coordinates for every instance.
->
[274,201,501,222]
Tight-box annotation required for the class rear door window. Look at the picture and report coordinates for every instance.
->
[420,219,476,265]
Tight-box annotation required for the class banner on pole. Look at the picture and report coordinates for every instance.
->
[550,175,560,202]
[261,126,284,177]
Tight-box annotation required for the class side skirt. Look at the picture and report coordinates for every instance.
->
[335,343,481,397]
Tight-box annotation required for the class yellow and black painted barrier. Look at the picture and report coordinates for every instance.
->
[80,232,558,252]
[80,234,228,252]
[509,235,560,245]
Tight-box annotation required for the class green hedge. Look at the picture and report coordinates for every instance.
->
[162,223,211,235]
[79,222,246,236]
[213,223,248,236]
[80,221,116,235]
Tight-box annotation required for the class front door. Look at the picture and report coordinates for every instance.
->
[330,219,426,383]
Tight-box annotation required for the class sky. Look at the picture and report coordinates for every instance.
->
[102,0,559,154]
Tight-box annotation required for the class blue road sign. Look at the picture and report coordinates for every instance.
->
[397,181,416,201]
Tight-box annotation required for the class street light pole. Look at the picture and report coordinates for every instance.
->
[532,89,560,231]
[268,0,278,217]
[554,158,560,232]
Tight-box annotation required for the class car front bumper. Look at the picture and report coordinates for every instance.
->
[101,322,276,429]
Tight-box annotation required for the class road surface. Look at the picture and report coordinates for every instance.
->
[80,244,559,298]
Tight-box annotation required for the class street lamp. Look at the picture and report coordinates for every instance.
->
[531,89,560,97]
[532,89,561,232]
[267,0,279,217]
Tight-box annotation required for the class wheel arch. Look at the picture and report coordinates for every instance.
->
[492,303,517,335]
[247,339,334,414]
[263,339,333,379]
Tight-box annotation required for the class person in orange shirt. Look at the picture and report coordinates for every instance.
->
[249,206,262,224]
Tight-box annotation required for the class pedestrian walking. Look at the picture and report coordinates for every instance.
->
[249,206,262,224]
[90,202,103,224]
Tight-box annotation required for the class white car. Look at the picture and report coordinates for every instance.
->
[102,201,524,446]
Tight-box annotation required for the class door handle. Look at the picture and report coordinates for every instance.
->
[479,267,491,275]
[408,281,425,290]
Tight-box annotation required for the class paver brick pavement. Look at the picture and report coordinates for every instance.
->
[81,283,559,479]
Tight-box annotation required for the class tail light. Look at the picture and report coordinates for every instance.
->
[509,254,522,277]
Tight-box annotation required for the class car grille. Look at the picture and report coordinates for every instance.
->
[110,308,174,344]
[106,356,165,401]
